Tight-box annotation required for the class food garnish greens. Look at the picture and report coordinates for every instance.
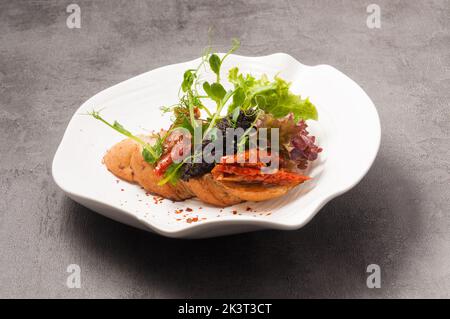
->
[90,40,322,189]
[89,111,164,164]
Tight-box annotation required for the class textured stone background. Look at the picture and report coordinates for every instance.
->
[0,0,449,298]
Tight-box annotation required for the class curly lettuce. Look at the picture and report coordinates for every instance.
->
[227,67,318,122]
[256,113,322,169]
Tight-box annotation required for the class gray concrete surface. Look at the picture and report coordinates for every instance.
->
[0,0,449,298]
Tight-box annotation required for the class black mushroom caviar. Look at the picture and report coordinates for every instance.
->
[180,110,257,181]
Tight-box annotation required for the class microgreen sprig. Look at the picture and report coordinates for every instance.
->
[88,110,164,164]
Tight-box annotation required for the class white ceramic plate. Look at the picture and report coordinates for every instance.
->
[52,53,380,239]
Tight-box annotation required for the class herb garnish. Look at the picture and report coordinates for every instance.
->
[88,39,319,185]
[88,111,164,164]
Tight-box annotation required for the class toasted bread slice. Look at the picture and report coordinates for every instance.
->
[203,174,243,206]
[185,174,242,207]
[103,138,299,205]
[185,176,225,207]
[130,146,193,201]
[103,138,193,201]
[216,181,293,202]
[103,139,139,182]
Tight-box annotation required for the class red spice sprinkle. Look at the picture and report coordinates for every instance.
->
[175,209,183,214]
[232,210,237,215]
[120,188,124,191]
[186,208,193,212]
[151,196,164,205]
[176,219,182,221]
[246,207,252,211]
[187,217,199,223]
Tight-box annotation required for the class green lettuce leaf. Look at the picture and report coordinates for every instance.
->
[227,67,318,122]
